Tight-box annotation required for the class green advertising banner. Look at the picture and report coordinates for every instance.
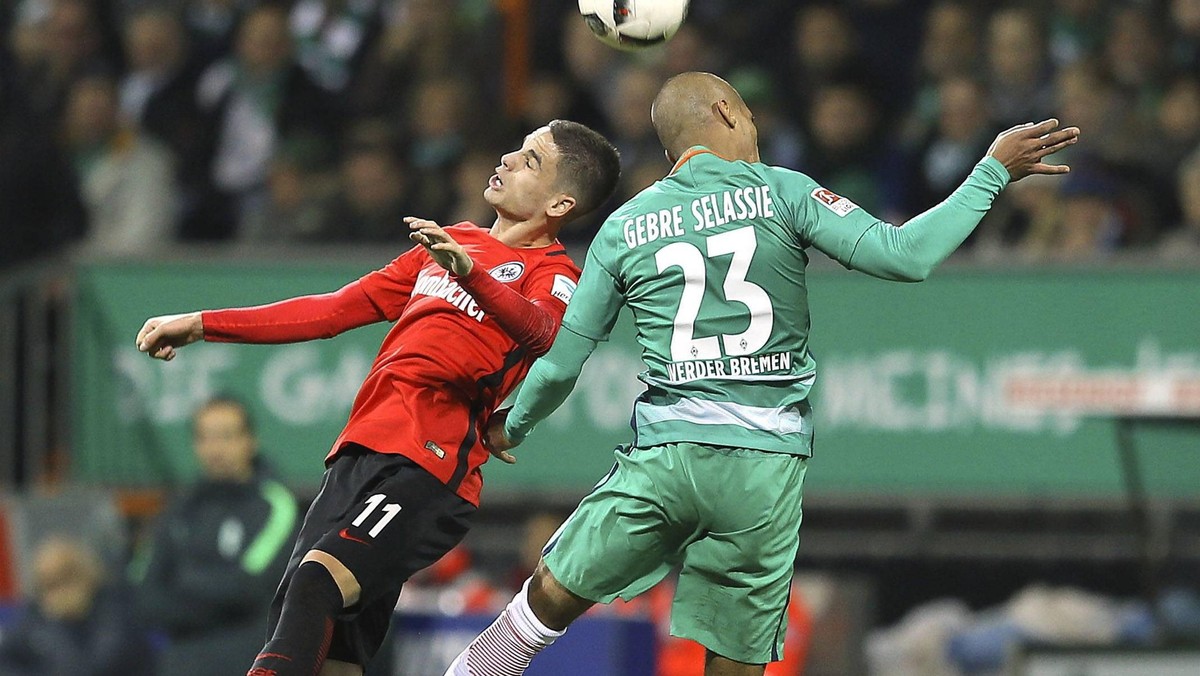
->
[73,261,1200,499]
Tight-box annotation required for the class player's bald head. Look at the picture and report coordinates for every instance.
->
[652,72,749,160]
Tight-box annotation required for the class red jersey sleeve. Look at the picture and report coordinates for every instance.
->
[202,246,427,343]
[455,264,564,357]
[357,245,428,320]
[202,281,386,343]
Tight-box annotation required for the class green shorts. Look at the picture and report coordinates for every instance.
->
[542,442,807,665]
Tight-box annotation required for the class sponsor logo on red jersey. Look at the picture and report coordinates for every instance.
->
[412,269,486,322]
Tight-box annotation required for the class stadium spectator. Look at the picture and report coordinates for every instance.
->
[350,0,486,120]
[786,3,875,118]
[1159,150,1200,260]
[726,67,805,171]
[118,9,206,177]
[317,121,410,242]
[908,76,995,217]
[13,0,116,119]
[1020,161,1126,261]
[288,0,383,93]
[0,537,153,676]
[1169,0,1200,72]
[130,396,299,676]
[985,7,1055,125]
[405,77,473,221]
[1104,4,1169,123]
[901,1,981,146]
[63,75,179,256]
[182,0,253,65]
[0,45,87,269]
[450,147,507,228]
[189,3,337,241]
[607,65,667,174]
[239,137,335,242]
[803,82,896,216]
[1046,0,1107,67]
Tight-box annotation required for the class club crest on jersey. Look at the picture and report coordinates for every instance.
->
[490,262,525,282]
[811,188,859,217]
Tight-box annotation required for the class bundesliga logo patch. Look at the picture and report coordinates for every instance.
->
[811,188,859,217]
[490,262,525,282]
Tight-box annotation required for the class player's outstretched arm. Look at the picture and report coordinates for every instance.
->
[483,328,600,462]
[137,312,203,361]
[843,119,1078,281]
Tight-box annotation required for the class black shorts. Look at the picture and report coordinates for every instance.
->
[268,444,475,667]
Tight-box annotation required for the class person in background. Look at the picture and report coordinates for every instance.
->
[190,3,337,240]
[63,75,179,256]
[0,537,153,676]
[131,396,299,676]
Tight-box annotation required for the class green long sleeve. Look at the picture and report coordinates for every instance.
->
[504,327,599,443]
[843,157,1010,281]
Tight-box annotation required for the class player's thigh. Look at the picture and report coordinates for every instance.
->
[268,457,365,636]
[543,445,695,604]
[311,455,475,609]
[673,449,807,665]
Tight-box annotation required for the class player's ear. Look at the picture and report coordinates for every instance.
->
[547,193,577,219]
[715,99,737,130]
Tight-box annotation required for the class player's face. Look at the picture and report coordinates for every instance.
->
[484,127,568,222]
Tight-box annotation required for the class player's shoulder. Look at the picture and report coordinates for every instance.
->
[445,221,489,238]
[750,161,819,189]
[526,241,581,276]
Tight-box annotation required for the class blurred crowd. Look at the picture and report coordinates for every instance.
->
[2,0,1200,269]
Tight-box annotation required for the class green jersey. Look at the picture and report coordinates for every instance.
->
[505,148,1010,455]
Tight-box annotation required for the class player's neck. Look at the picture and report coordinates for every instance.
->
[489,216,558,249]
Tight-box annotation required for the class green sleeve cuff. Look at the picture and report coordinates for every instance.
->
[977,156,1011,188]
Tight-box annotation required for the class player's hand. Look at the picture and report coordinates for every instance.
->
[136,312,204,361]
[483,408,519,464]
[986,118,1080,182]
[406,217,474,276]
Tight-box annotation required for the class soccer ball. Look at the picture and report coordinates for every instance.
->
[578,0,691,51]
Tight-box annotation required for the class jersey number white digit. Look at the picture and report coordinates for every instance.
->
[654,226,774,362]
[351,493,403,538]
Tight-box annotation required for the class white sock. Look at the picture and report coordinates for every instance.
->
[445,579,565,676]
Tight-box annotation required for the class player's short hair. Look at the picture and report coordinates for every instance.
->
[548,120,621,218]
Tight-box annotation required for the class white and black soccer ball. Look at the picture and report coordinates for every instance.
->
[578,0,691,51]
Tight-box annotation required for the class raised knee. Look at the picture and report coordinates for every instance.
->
[302,549,361,608]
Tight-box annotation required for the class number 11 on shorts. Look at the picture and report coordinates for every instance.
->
[352,493,402,537]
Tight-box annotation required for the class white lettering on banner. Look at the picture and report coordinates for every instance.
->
[114,344,239,423]
[818,340,1200,436]
[259,345,371,424]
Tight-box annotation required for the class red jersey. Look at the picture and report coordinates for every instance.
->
[204,223,581,505]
